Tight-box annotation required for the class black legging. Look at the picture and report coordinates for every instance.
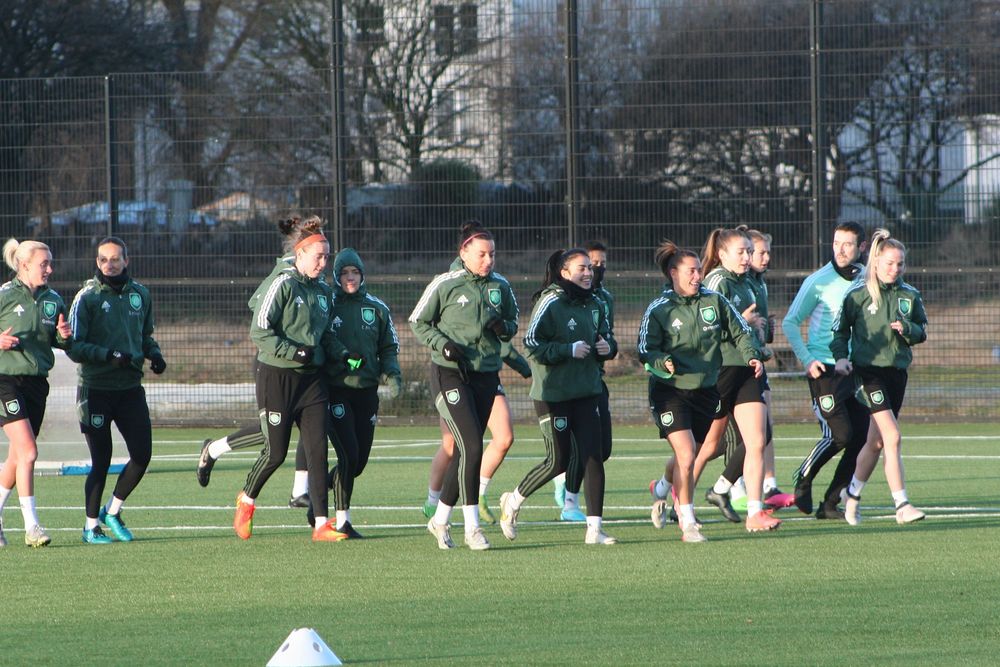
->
[432,364,496,507]
[517,395,606,516]
[80,386,153,518]
[566,381,612,495]
[324,385,379,511]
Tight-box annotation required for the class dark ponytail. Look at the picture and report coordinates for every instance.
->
[533,248,588,303]
[458,220,494,251]
[654,240,698,279]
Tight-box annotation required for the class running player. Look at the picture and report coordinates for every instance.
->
[638,240,765,542]
[0,239,72,547]
[833,229,927,526]
[67,237,166,544]
[499,248,618,545]
[782,222,870,519]
[410,221,519,551]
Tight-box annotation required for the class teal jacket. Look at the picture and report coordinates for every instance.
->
[524,282,616,402]
[325,248,401,389]
[251,266,346,372]
[637,285,760,391]
[0,278,70,377]
[409,259,518,373]
[67,275,162,390]
[782,261,863,368]
[703,267,764,366]
[831,278,927,369]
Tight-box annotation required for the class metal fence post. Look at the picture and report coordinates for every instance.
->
[563,0,581,247]
[104,74,118,237]
[330,0,348,250]
[809,0,824,267]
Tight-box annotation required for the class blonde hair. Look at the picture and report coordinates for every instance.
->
[865,228,906,306]
[3,238,51,273]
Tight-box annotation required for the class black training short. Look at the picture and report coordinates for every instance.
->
[648,380,721,442]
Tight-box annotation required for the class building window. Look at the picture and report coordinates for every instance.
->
[433,5,454,57]
[458,4,478,54]
[355,3,385,46]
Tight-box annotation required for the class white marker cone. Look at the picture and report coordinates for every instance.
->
[266,628,342,666]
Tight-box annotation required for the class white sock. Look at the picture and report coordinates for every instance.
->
[763,476,777,494]
[747,500,763,517]
[586,515,602,531]
[207,437,231,459]
[553,472,566,485]
[713,476,733,495]
[291,470,309,497]
[731,477,747,500]
[239,493,255,506]
[85,517,99,529]
[426,487,441,506]
[314,515,327,528]
[106,496,125,515]
[892,489,909,508]
[654,475,671,499]
[0,484,12,513]
[19,496,39,529]
[462,505,480,533]
[336,510,349,529]
[564,491,579,511]
[479,476,491,498]
[679,503,696,527]
[848,476,866,498]
[433,502,452,527]
[510,488,527,510]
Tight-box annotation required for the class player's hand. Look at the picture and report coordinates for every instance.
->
[890,320,904,334]
[595,336,611,356]
[56,313,72,339]
[346,352,364,371]
[0,327,20,350]
[485,316,506,337]
[441,341,465,363]
[149,355,167,374]
[749,358,764,378]
[383,374,403,399]
[107,349,133,368]
[834,358,853,376]
[293,346,314,364]
[807,360,826,379]
[571,341,591,358]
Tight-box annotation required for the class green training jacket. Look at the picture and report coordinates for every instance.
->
[408,259,518,373]
[830,278,927,369]
[523,282,617,402]
[248,254,294,312]
[746,269,773,343]
[251,266,346,372]
[325,248,400,389]
[703,267,764,366]
[67,275,162,390]
[0,278,70,377]
[637,285,761,391]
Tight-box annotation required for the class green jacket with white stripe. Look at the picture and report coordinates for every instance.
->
[0,278,70,377]
[67,275,161,390]
[703,267,763,367]
[524,282,616,402]
[409,260,518,373]
[251,266,347,372]
[637,285,760,391]
[831,278,927,369]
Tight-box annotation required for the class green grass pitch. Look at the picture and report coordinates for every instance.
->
[2,423,998,665]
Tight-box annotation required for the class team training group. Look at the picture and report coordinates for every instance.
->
[0,216,926,548]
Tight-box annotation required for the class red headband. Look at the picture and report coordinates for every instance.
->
[460,232,490,249]
[294,233,327,251]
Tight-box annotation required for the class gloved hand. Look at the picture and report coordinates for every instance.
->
[485,317,506,337]
[383,374,403,399]
[441,341,465,363]
[346,352,365,371]
[149,355,167,374]
[107,350,133,369]
[293,346,314,364]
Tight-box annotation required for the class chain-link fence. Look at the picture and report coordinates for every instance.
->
[2,0,999,425]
